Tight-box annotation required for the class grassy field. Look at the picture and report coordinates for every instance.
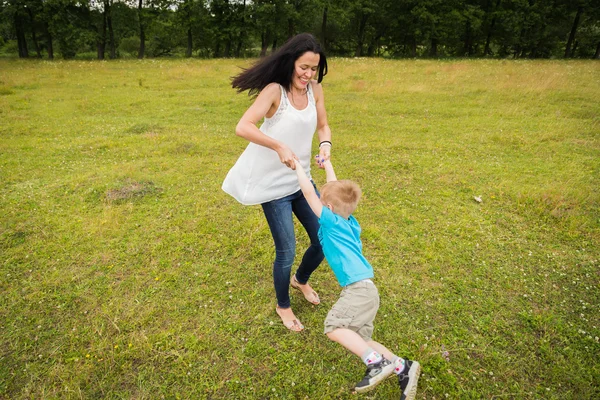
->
[1,57,599,399]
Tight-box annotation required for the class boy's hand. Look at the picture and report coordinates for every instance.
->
[293,158,304,173]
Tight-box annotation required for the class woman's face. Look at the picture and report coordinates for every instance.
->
[292,51,320,92]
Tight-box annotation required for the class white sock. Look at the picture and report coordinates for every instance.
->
[393,357,406,374]
[361,349,383,366]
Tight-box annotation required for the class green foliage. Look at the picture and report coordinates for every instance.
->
[0,58,599,399]
[1,0,599,59]
[119,36,141,57]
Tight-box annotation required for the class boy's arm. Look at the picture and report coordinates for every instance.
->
[322,159,337,182]
[294,161,324,218]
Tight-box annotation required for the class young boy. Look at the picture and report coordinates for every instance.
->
[294,157,421,398]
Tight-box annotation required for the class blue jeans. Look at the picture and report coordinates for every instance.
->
[261,185,324,309]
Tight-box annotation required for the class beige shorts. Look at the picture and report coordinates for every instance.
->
[324,280,379,341]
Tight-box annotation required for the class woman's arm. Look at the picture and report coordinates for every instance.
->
[235,83,297,169]
[311,81,332,164]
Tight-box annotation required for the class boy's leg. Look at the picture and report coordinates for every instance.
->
[325,282,394,392]
[397,359,421,400]
[368,340,421,400]
[326,328,395,393]
[367,340,396,362]
[326,328,370,357]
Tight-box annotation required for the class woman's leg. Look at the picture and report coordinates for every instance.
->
[293,185,324,284]
[261,194,297,309]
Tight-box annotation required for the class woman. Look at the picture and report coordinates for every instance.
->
[222,33,332,332]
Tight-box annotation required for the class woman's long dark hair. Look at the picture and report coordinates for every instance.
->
[232,33,328,96]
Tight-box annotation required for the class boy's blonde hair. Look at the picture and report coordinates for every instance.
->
[320,180,362,219]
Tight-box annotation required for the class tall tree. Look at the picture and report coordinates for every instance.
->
[320,0,328,50]
[97,0,107,58]
[348,0,378,57]
[137,0,145,58]
[177,0,200,57]
[483,0,501,55]
[252,0,286,57]
[25,4,42,57]
[105,0,116,58]
[565,4,583,57]
[13,3,29,57]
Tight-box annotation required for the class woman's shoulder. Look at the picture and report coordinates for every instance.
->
[309,79,322,90]
[257,82,282,101]
[263,82,282,93]
[309,80,324,97]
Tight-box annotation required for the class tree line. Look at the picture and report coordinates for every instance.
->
[2,0,599,60]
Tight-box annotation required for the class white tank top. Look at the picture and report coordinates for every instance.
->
[222,83,317,205]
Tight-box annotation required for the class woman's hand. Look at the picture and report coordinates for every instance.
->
[317,144,331,168]
[276,143,298,169]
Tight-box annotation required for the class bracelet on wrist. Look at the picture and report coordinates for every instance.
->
[319,141,332,149]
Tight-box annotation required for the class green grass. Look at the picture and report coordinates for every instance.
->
[1,58,599,399]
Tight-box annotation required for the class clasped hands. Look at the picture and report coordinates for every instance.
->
[278,143,330,170]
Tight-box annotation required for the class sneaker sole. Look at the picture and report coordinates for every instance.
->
[401,361,422,400]
[354,363,396,394]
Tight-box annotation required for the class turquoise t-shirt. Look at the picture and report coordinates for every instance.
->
[318,206,374,287]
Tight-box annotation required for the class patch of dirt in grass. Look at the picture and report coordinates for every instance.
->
[0,87,14,95]
[540,192,576,219]
[105,180,161,203]
[171,142,199,155]
[3,230,29,247]
[125,123,163,135]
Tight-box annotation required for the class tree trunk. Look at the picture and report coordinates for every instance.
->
[564,6,583,58]
[464,20,473,56]
[355,12,369,57]
[321,5,328,50]
[514,27,526,58]
[594,41,600,59]
[15,11,29,58]
[235,39,242,58]
[225,42,231,57]
[260,31,268,57]
[138,0,145,59]
[484,17,496,55]
[235,0,246,58]
[26,8,42,58]
[430,37,438,57]
[409,36,417,57]
[529,46,537,58]
[184,0,192,57]
[98,5,107,59]
[484,0,500,56]
[530,23,547,59]
[107,0,116,59]
[271,38,277,54]
[367,34,381,57]
[186,28,193,57]
[520,47,527,58]
[45,22,54,60]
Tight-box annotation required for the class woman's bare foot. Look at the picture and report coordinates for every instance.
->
[276,306,304,332]
[291,275,320,305]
